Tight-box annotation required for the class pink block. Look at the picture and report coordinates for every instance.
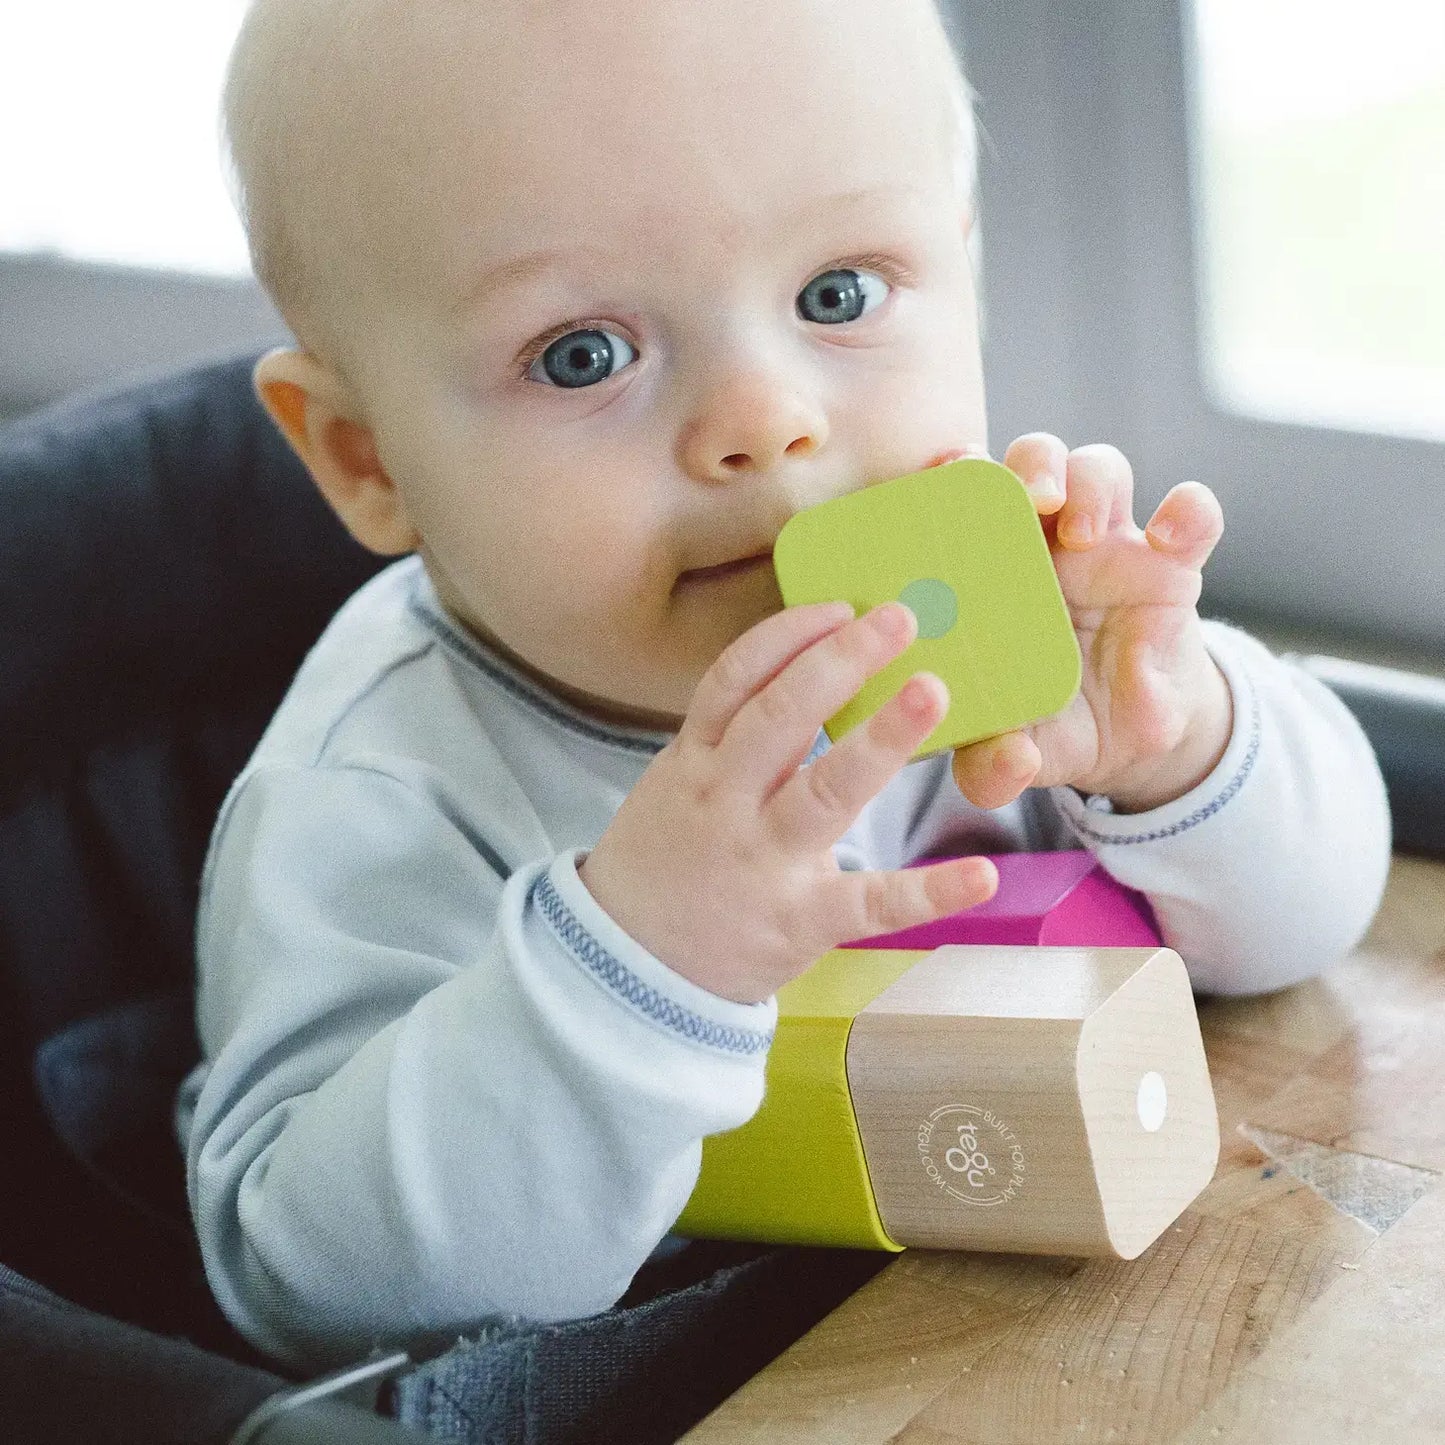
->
[839,850,1161,950]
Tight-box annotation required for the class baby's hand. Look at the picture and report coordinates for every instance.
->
[579,602,999,1004]
[951,435,1234,814]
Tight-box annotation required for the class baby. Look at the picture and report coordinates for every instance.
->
[180,0,1392,1372]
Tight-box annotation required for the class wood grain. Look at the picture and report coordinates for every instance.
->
[682,854,1445,1444]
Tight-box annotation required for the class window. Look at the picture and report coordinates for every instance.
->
[0,3,282,417]
[1,2,250,275]
[1192,0,1445,443]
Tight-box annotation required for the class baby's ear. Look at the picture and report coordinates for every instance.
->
[252,346,420,557]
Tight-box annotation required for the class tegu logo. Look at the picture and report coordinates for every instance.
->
[916,1103,1026,1207]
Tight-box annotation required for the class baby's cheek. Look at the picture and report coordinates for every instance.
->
[864,353,985,461]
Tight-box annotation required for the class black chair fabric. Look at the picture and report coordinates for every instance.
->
[0,1262,286,1445]
[0,353,383,1354]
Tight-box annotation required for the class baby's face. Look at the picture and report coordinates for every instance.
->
[339,0,985,731]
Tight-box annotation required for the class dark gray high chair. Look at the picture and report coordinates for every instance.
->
[1,354,1440,1445]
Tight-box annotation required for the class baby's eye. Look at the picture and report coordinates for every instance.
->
[527,328,638,389]
[796,267,890,326]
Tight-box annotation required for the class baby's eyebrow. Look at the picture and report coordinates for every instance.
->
[455,245,609,317]
[454,184,928,315]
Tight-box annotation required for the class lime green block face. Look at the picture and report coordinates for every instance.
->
[675,948,925,1251]
[772,459,1082,758]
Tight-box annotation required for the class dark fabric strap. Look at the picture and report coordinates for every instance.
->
[387,1241,887,1445]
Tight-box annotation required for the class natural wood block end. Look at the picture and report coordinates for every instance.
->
[847,945,1220,1258]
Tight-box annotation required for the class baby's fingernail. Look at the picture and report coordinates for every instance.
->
[870,602,914,641]
[1035,472,1064,502]
[1061,514,1093,546]
[1149,520,1175,545]
[898,674,940,718]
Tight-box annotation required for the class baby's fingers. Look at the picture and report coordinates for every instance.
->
[1144,481,1224,571]
[726,601,924,800]
[682,600,856,749]
[1057,445,1136,550]
[770,670,949,849]
[819,855,1000,947]
[1003,432,1068,516]
[951,730,1043,810]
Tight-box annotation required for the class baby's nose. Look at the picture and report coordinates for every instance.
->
[677,371,829,483]
[720,434,819,472]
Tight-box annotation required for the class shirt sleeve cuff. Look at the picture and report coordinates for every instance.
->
[532,847,778,1060]
[1047,623,1263,848]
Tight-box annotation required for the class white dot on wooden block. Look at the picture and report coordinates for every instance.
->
[1137,1072,1168,1132]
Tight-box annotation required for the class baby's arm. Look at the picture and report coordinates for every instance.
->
[1044,620,1391,995]
[184,761,775,1373]
[921,434,1390,993]
[884,620,1391,995]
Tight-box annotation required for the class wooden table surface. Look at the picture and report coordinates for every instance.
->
[683,853,1445,1445]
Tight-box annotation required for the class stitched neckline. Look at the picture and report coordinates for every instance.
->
[403,559,676,757]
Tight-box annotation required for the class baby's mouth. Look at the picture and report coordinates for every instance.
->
[926,446,988,468]
[678,553,774,586]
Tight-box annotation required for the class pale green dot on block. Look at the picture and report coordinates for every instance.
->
[897,577,958,640]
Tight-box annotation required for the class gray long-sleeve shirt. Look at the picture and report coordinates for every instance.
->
[176,553,1391,1371]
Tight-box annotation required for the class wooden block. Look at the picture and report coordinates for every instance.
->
[849,946,1219,1258]
[682,855,1445,1445]
[772,458,1081,760]
[678,945,1219,1260]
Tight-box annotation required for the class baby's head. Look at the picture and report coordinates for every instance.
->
[226,0,985,730]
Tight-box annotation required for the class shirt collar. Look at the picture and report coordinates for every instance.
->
[404,559,677,756]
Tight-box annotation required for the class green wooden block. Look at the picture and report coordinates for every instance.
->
[772,458,1081,759]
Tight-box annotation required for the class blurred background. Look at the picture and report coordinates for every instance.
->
[1,0,1441,666]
